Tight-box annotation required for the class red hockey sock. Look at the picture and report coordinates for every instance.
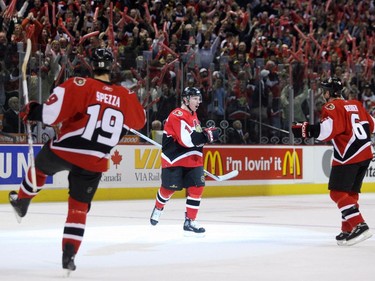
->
[18,168,47,199]
[155,187,175,210]
[185,186,204,220]
[62,197,89,254]
[330,190,364,229]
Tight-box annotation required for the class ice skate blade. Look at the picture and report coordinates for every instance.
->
[9,195,23,224]
[345,231,373,246]
[336,240,347,246]
[13,213,23,224]
[63,268,73,278]
[183,231,206,238]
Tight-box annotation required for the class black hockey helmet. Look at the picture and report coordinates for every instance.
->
[91,48,114,71]
[181,87,202,99]
[320,76,343,97]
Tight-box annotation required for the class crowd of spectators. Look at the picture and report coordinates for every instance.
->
[0,0,374,144]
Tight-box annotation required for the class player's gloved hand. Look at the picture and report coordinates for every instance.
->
[292,122,309,138]
[203,127,220,143]
[19,101,40,122]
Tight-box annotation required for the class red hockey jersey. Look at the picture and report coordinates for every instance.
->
[42,77,146,172]
[317,98,375,166]
[161,108,204,168]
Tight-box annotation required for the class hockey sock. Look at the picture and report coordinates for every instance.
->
[330,190,364,230]
[155,187,174,210]
[185,186,204,220]
[62,196,89,254]
[18,168,47,199]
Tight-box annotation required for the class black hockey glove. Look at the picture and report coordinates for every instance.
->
[19,101,41,122]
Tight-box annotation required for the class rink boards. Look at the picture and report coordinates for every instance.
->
[1,144,375,203]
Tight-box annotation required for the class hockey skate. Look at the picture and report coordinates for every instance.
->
[62,243,76,276]
[183,217,205,237]
[150,207,163,225]
[345,223,372,246]
[9,191,31,223]
[335,232,350,246]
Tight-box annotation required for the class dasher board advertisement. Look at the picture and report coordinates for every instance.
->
[2,144,375,190]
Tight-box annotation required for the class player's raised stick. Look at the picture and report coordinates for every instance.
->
[22,38,37,192]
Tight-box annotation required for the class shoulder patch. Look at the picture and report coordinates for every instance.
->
[73,77,86,86]
[325,103,335,110]
[173,110,183,116]
[45,93,58,105]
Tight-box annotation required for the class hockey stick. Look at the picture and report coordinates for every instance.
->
[129,128,239,181]
[22,38,37,192]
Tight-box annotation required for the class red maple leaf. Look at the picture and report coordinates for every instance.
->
[111,150,122,168]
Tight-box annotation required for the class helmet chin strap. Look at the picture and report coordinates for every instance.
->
[183,97,194,114]
[324,92,331,103]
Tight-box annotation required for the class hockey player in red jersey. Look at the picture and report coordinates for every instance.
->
[292,77,374,246]
[9,48,146,272]
[149,86,219,235]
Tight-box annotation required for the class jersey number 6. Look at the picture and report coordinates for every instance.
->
[351,113,367,140]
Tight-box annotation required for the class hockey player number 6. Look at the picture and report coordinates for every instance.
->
[351,114,367,140]
[82,104,124,146]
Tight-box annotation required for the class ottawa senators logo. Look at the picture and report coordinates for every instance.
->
[73,77,86,86]
[325,103,335,110]
[173,110,183,116]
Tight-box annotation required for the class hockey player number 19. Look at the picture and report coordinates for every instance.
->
[351,113,367,140]
[82,104,124,146]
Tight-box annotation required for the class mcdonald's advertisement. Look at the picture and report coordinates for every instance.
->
[203,147,302,180]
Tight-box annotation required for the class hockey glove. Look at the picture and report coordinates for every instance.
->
[19,101,40,122]
[203,127,220,143]
[292,122,309,138]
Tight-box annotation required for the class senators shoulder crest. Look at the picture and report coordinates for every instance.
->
[73,77,87,86]
[324,103,335,110]
[173,110,183,116]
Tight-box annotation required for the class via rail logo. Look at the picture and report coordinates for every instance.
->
[0,146,52,185]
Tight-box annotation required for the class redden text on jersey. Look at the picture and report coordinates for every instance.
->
[96,92,120,107]
[344,104,358,112]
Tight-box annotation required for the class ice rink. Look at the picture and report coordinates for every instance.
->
[1,193,375,281]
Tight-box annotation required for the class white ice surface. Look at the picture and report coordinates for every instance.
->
[1,194,375,281]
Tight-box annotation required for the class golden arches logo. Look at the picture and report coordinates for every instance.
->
[204,151,223,175]
[282,150,301,176]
